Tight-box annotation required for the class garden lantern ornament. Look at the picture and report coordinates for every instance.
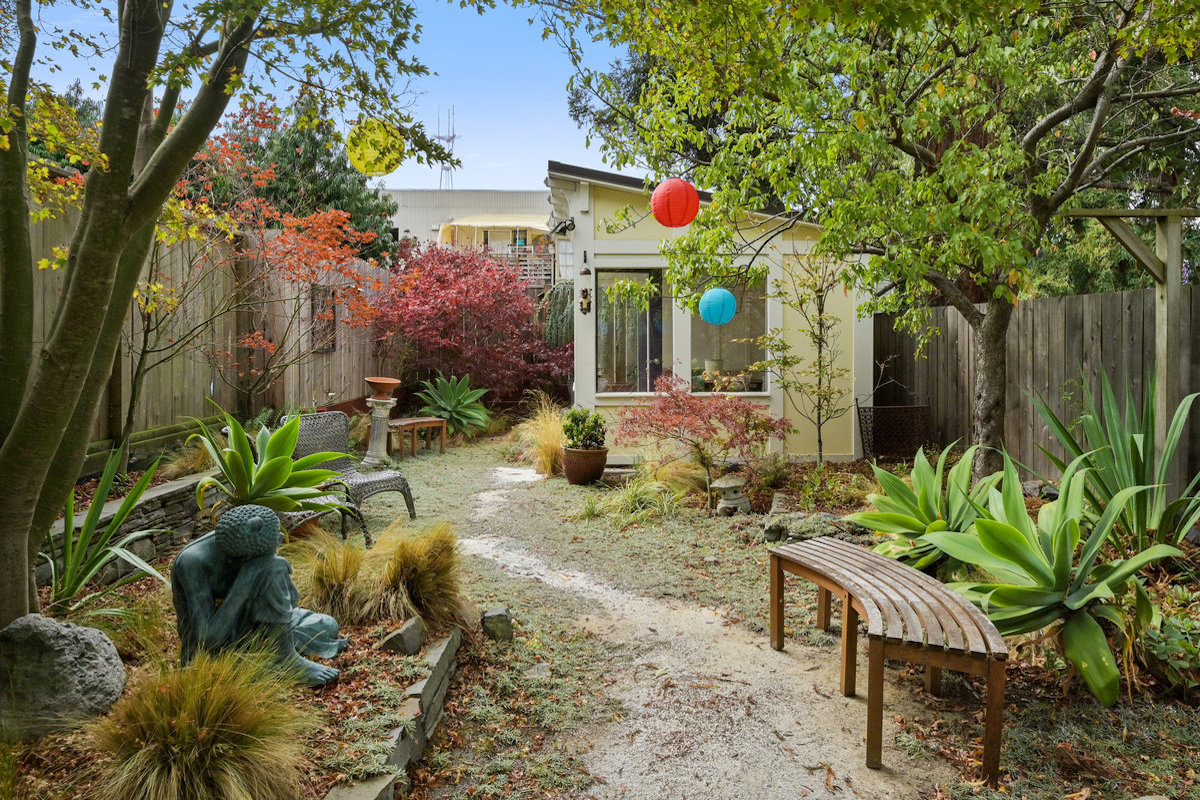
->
[651,177,699,227]
[699,287,737,325]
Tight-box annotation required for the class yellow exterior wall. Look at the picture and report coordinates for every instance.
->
[778,258,858,459]
[571,177,858,462]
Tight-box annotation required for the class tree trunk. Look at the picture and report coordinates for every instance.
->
[970,298,1013,478]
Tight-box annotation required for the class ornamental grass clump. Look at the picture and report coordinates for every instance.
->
[91,649,316,800]
[284,532,369,624]
[512,390,565,475]
[365,522,463,627]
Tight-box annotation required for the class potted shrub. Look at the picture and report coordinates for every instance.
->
[561,408,608,485]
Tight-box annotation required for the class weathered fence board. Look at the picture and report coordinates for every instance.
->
[29,212,383,467]
[873,286,1200,479]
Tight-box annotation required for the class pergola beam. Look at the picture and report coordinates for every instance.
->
[1095,216,1165,281]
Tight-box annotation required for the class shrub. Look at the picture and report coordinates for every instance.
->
[366,522,463,627]
[1033,369,1200,550]
[512,391,565,475]
[415,373,492,436]
[284,531,369,624]
[371,244,572,399]
[615,374,790,506]
[562,407,606,450]
[924,452,1180,707]
[91,650,316,800]
[848,443,999,572]
[41,449,168,613]
[189,405,347,515]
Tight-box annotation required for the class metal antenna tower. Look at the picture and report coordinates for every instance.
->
[435,106,458,190]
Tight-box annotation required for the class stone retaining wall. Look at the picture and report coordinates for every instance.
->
[37,470,219,586]
[324,627,463,800]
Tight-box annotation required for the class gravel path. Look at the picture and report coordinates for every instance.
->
[365,441,953,799]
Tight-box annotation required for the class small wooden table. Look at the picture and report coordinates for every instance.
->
[388,417,447,460]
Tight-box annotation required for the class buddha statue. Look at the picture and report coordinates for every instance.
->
[171,504,346,686]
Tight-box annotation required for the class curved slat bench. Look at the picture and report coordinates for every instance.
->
[769,537,1007,786]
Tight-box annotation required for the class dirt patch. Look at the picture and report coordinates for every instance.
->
[365,440,954,798]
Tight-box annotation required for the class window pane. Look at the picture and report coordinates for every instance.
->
[690,279,766,392]
[596,270,672,392]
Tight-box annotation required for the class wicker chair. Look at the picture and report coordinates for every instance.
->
[292,411,417,527]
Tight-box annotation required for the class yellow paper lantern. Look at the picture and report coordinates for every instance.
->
[346,118,406,177]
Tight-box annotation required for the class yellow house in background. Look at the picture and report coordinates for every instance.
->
[545,161,874,464]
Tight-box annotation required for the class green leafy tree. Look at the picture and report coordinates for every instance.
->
[543,0,1200,478]
[0,0,470,628]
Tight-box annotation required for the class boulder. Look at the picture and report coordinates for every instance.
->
[762,511,875,546]
[481,607,514,643]
[377,617,426,656]
[0,614,125,741]
[1021,479,1059,501]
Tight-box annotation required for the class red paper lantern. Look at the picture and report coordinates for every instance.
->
[651,177,699,227]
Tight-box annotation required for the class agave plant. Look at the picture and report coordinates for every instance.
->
[847,444,999,571]
[923,452,1180,707]
[41,449,168,612]
[1033,369,1200,550]
[416,373,492,436]
[188,407,347,515]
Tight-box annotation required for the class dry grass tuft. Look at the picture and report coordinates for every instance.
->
[86,587,175,662]
[284,532,369,624]
[365,521,463,627]
[511,390,565,475]
[639,457,708,494]
[158,435,220,480]
[91,649,316,800]
[347,412,372,451]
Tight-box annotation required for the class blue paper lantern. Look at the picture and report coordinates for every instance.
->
[699,288,737,325]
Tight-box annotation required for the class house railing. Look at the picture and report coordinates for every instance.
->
[486,245,556,288]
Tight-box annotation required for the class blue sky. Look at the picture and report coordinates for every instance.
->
[386,3,632,190]
[32,2,635,191]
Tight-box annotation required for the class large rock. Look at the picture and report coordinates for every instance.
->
[0,614,125,741]
[762,511,875,546]
[481,607,514,642]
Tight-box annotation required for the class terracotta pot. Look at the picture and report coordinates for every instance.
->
[364,376,401,400]
[562,447,609,485]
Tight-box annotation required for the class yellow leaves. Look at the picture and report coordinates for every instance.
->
[853,111,867,131]
[966,73,978,90]
[936,81,946,98]
[37,245,69,270]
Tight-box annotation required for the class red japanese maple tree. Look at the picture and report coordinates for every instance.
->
[616,374,791,506]
[372,244,572,399]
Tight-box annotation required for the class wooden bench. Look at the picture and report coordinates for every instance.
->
[387,417,447,460]
[769,537,1007,786]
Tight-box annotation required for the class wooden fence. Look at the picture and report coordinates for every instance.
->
[30,212,384,460]
[872,286,1200,479]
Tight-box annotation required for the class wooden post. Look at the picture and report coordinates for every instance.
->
[769,552,785,651]
[1156,215,1185,497]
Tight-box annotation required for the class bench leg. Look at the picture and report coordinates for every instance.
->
[866,638,884,769]
[816,586,832,630]
[982,659,1005,787]
[438,423,446,453]
[840,600,859,697]
[411,427,418,458]
[925,666,943,697]
[769,553,785,651]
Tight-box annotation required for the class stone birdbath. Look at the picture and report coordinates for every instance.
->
[712,474,751,516]
[363,376,401,466]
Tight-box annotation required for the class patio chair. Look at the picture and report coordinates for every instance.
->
[291,411,417,534]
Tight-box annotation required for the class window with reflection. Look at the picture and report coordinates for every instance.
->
[596,270,672,393]
[690,279,767,392]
